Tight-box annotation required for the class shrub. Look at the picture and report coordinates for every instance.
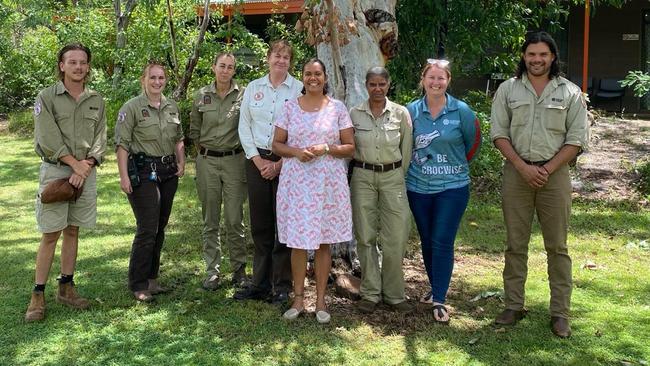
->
[461,90,504,193]
[7,110,34,137]
[633,158,650,197]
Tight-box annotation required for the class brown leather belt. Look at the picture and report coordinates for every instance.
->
[42,158,69,166]
[257,148,281,162]
[353,160,402,172]
[200,147,243,157]
[523,159,550,166]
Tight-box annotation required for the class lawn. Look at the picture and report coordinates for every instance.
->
[1,134,648,366]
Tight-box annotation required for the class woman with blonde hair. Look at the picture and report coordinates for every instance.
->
[406,59,481,323]
[115,60,185,302]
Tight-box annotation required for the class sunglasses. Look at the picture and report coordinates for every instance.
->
[427,59,450,67]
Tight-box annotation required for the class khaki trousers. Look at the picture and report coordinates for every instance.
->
[501,161,572,318]
[351,168,410,305]
[195,152,248,276]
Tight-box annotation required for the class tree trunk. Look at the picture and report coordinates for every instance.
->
[314,0,398,109]
[171,0,210,101]
[113,0,138,89]
[166,0,180,82]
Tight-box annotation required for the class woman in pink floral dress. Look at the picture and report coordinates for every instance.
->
[272,58,355,324]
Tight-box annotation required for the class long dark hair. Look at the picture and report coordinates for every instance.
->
[515,31,561,79]
[300,58,329,95]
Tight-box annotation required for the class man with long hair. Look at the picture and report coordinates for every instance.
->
[490,31,589,338]
[26,43,107,321]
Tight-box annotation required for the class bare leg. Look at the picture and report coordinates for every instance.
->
[290,249,307,311]
[60,225,79,275]
[314,245,331,311]
[35,231,62,284]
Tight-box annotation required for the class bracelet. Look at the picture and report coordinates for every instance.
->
[324,144,330,155]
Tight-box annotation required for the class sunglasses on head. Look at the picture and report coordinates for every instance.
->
[427,59,450,67]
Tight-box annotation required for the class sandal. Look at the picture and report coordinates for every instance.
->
[316,310,331,324]
[282,293,304,320]
[432,304,450,325]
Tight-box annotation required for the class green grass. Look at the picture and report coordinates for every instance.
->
[1,134,649,366]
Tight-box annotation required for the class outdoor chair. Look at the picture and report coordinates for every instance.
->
[595,78,625,112]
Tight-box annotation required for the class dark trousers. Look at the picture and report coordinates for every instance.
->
[127,166,178,292]
[245,159,291,294]
[407,185,469,304]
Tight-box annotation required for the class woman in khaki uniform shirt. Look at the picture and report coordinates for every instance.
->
[115,61,185,302]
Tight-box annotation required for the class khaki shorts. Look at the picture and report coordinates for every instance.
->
[35,162,97,233]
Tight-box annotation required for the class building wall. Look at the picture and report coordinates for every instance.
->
[567,0,647,112]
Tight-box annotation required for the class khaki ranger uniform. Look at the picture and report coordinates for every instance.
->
[490,74,589,319]
[34,81,107,233]
[189,81,247,277]
[350,98,413,305]
[115,93,183,292]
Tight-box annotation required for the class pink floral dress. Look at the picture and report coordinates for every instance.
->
[275,98,353,249]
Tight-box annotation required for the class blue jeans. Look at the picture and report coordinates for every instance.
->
[407,185,469,304]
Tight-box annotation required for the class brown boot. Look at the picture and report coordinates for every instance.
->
[56,282,90,309]
[551,316,572,338]
[25,291,46,322]
[495,308,527,325]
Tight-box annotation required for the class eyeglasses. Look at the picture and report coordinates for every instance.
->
[427,59,450,67]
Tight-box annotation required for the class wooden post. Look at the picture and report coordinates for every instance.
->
[582,0,590,93]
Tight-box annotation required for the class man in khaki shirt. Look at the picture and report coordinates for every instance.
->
[189,53,248,290]
[490,32,588,338]
[26,43,107,322]
[350,67,413,314]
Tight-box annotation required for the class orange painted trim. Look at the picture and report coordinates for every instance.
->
[197,1,304,17]
[582,1,590,93]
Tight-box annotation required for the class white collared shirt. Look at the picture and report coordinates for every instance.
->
[238,74,303,158]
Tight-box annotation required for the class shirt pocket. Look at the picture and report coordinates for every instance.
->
[134,119,159,141]
[383,119,402,147]
[54,112,73,137]
[249,99,267,121]
[507,100,531,127]
[82,112,100,146]
[352,120,374,149]
[543,104,568,133]
[165,115,182,142]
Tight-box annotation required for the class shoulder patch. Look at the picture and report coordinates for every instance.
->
[117,111,126,123]
[34,100,42,116]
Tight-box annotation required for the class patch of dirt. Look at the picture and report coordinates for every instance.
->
[0,115,8,133]
[296,115,650,332]
[572,115,650,204]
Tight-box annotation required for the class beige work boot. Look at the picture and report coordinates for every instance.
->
[25,291,46,322]
[56,282,90,309]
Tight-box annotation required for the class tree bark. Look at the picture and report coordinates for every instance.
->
[315,0,398,108]
[171,0,210,101]
[113,0,138,89]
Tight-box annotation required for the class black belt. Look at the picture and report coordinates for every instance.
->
[353,160,402,172]
[523,159,550,166]
[200,147,243,158]
[142,154,176,164]
[257,148,281,162]
[42,158,69,166]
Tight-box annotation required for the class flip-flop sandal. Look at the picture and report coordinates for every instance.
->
[420,291,433,304]
[432,304,450,325]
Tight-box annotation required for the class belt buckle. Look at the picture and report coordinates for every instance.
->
[161,155,173,164]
